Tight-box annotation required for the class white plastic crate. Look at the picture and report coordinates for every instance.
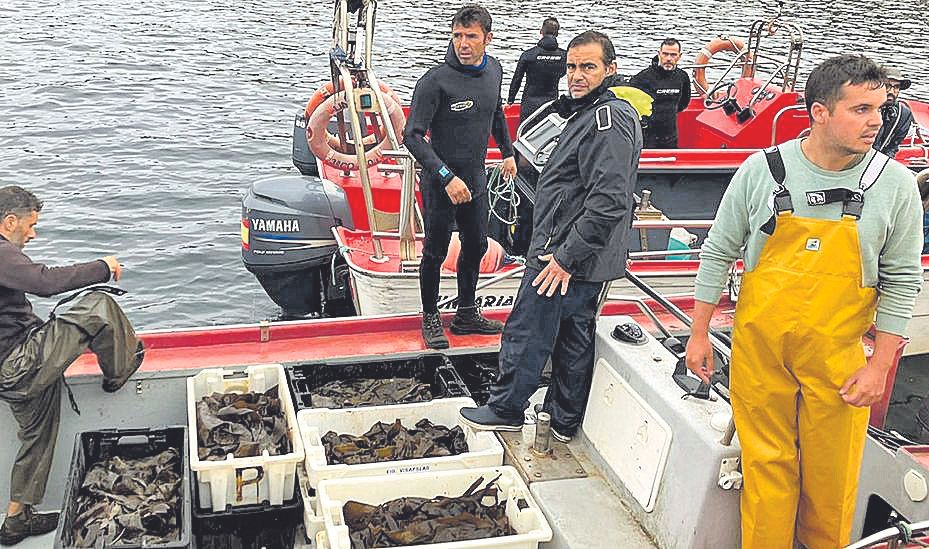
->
[187,363,305,511]
[315,466,552,549]
[299,466,326,544]
[298,397,503,488]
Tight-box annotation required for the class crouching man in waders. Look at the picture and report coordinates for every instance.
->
[686,56,923,549]
[459,30,642,442]
[0,186,143,545]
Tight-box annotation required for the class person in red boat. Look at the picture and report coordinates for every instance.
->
[0,186,143,545]
[874,66,914,157]
[404,4,517,349]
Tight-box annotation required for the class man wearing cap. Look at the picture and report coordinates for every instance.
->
[874,67,914,157]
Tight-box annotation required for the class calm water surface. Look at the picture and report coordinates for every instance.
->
[1,0,926,329]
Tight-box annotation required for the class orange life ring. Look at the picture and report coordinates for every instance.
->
[304,80,406,171]
[693,36,753,96]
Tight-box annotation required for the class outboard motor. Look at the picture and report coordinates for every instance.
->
[292,111,319,177]
[242,175,354,317]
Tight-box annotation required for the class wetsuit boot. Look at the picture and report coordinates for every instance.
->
[450,306,503,335]
[421,312,449,349]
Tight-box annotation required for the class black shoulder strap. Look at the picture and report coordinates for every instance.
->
[761,147,793,235]
[764,146,786,186]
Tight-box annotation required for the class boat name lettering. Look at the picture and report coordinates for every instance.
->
[438,294,515,310]
[251,218,301,232]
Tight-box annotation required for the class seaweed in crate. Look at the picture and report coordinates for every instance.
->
[310,378,432,408]
[70,449,182,546]
[343,475,515,547]
[322,418,468,465]
[196,385,290,460]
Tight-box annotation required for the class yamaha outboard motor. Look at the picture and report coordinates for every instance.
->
[292,111,319,177]
[242,175,354,317]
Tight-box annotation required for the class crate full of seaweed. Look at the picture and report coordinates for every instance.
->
[187,364,304,512]
[54,426,192,549]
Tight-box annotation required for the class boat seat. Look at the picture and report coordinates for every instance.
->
[442,233,505,273]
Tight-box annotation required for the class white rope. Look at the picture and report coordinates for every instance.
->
[487,165,520,226]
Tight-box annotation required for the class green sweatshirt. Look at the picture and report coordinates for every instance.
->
[695,139,924,336]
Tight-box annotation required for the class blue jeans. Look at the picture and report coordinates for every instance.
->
[487,267,604,434]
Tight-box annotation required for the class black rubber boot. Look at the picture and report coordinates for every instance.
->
[102,341,145,393]
[450,306,504,335]
[0,506,59,546]
[421,312,449,349]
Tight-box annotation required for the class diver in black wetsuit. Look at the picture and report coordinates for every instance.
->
[404,4,517,350]
[630,38,692,149]
[874,66,914,157]
[507,17,567,127]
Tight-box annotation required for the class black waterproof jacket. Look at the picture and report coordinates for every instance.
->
[507,34,566,116]
[404,44,514,198]
[526,78,643,282]
[629,56,691,135]
[875,100,914,157]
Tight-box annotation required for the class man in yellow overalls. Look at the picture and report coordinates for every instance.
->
[686,55,924,548]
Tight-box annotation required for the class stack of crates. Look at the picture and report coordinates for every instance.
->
[186,364,305,548]
[286,353,553,549]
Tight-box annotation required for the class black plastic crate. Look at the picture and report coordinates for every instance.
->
[285,354,470,410]
[191,476,302,549]
[444,352,550,406]
[444,353,500,406]
[54,426,192,549]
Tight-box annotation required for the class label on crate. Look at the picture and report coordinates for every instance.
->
[385,464,433,475]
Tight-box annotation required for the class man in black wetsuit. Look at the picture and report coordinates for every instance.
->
[630,38,691,148]
[404,4,517,349]
[874,66,914,157]
[507,17,567,127]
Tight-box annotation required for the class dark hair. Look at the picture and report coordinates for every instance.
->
[0,186,42,219]
[541,17,559,36]
[805,54,886,118]
[661,38,682,51]
[567,30,616,66]
[451,4,492,34]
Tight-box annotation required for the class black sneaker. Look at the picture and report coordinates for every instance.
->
[0,505,59,546]
[450,306,503,335]
[421,312,449,349]
[103,340,145,393]
[459,405,523,432]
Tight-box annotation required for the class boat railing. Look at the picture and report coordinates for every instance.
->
[844,519,929,548]
[369,219,716,242]
[770,104,809,145]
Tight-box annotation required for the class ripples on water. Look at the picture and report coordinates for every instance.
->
[0,0,926,329]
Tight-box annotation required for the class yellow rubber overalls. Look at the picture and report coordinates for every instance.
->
[731,147,890,549]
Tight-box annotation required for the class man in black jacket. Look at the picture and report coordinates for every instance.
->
[0,186,142,545]
[404,4,517,349]
[460,31,643,440]
[630,38,691,148]
[874,66,914,157]
[507,17,567,126]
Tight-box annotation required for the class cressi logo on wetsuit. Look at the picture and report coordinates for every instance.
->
[450,100,474,112]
